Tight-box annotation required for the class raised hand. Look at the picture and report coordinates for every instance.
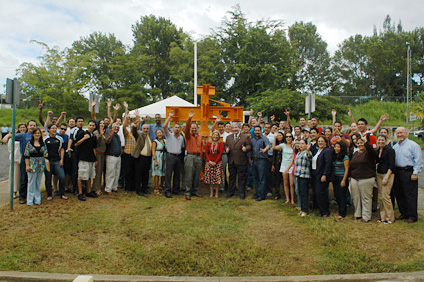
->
[123,101,128,109]
[332,109,337,116]
[91,99,97,107]
[250,108,254,116]
[188,110,195,118]
[380,113,389,121]
[107,100,112,107]
[38,100,44,109]
[61,111,67,116]
[257,112,262,118]
[270,115,275,122]
[284,109,290,116]
[348,108,352,117]
[216,115,222,122]
[169,110,174,117]
[113,103,121,111]
[47,111,53,116]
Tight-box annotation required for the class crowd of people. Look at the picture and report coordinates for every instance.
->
[2,101,423,224]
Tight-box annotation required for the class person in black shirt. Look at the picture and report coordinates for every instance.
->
[74,120,98,201]
[44,124,67,200]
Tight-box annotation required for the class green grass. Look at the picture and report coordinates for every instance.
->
[1,187,424,276]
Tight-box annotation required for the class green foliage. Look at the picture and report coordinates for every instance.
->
[347,100,407,126]
[248,89,347,122]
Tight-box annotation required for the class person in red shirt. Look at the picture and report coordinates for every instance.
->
[205,130,224,198]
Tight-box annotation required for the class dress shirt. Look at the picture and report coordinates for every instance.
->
[393,138,423,175]
[265,132,275,156]
[165,131,184,154]
[251,135,271,160]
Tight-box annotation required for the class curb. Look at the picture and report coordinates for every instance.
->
[1,271,424,282]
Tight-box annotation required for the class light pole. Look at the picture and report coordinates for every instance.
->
[406,42,412,123]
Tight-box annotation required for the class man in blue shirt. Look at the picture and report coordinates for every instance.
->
[1,124,9,140]
[393,127,424,223]
[140,114,167,140]
[2,120,37,204]
[251,126,271,201]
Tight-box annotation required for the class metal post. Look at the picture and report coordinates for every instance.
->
[406,42,411,124]
[9,79,18,211]
[194,42,197,106]
[308,94,312,119]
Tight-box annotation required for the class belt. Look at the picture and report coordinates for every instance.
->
[188,153,201,156]
[254,158,266,161]
[168,152,180,156]
[395,166,413,171]
[107,154,121,157]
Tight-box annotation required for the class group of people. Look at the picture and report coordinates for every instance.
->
[2,101,423,224]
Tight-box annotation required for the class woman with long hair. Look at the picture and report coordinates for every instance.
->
[24,128,49,206]
[332,142,350,219]
[376,134,396,224]
[93,120,106,195]
[294,138,312,217]
[152,129,167,195]
[204,130,224,198]
[271,132,284,199]
[274,133,295,204]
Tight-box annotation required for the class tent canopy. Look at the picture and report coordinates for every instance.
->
[127,96,195,118]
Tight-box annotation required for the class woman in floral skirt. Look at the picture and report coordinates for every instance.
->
[204,130,224,198]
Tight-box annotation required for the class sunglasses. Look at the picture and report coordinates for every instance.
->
[60,128,67,130]
[286,136,293,138]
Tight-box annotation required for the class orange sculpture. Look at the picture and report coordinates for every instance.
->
[166,84,244,136]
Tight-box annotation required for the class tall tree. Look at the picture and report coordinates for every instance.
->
[289,21,332,94]
[17,41,87,115]
[67,32,127,101]
[131,15,185,100]
[214,5,295,106]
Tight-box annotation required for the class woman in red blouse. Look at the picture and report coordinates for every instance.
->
[205,130,224,198]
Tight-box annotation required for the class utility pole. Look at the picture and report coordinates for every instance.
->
[406,42,412,123]
[194,42,197,106]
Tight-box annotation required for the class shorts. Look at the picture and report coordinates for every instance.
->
[280,164,294,174]
[78,161,96,180]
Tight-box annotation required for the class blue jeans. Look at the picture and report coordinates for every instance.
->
[294,176,300,208]
[27,171,43,205]
[45,161,66,196]
[252,159,267,200]
[246,163,254,188]
[298,177,310,213]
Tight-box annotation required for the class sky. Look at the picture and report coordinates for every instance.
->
[1,0,424,95]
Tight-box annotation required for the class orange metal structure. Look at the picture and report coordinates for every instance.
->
[166,84,244,136]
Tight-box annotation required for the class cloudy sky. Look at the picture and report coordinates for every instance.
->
[1,0,424,94]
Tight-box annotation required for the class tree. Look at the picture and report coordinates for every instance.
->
[67,32,128,101]
[214,5,295,106]
[289,21,332,94]
[17,41,87,115]
[131,15,185,100]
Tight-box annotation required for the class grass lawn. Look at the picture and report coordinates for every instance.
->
[1,184,424,277]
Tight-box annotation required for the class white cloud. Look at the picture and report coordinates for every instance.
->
[1,0,424,93]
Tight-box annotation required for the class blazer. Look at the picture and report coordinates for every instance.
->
[225,133,252,166]
[313,146,333,182]
[131,130,154,158]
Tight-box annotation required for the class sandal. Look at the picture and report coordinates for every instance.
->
[47,196,53,201]
[61,195,68,200]
[154,188,162,196]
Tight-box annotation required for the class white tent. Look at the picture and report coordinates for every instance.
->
[127,96,195,118]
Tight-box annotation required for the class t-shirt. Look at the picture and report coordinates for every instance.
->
[279,143,294,168]
[44,135,64,162]
[75,130,97,162]
[332,155,349,176]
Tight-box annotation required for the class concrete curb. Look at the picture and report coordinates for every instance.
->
[1,271,424,282]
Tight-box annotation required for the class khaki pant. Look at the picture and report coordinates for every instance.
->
[105,155,121,193]
[9,162,20,194]
[376,173,395,222]
[93,152,105,192]
[350,177,375,221]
